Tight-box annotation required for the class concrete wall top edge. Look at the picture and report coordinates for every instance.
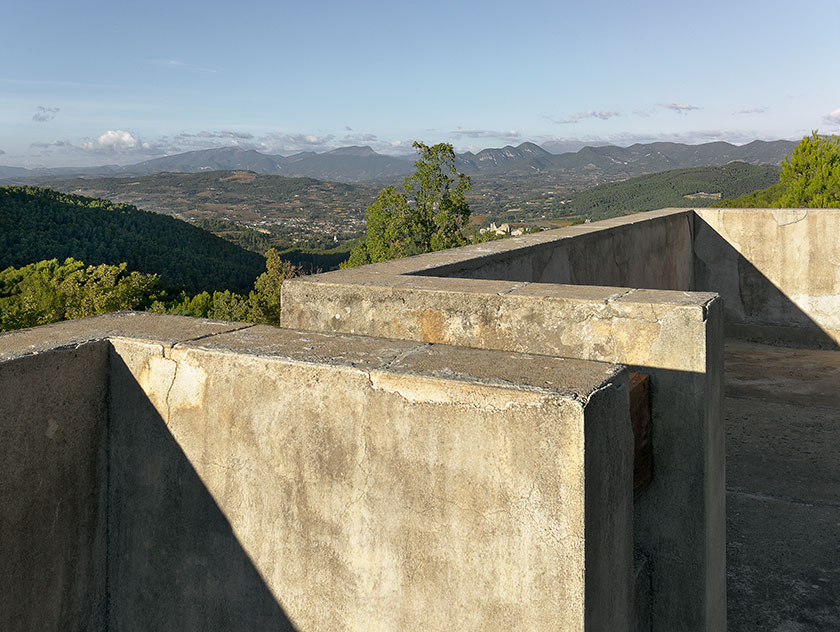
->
[284,275,718,313]
[293,208,696,285]
[170,324,626,402]
[0,312,250,362]
[1,313,625,402]
[696,207,840,213]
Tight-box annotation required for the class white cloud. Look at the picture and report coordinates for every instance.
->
[179,130,254,140]
[824,108,840,125]
[341,132,378,144]
[30,140,71,149]
[256,133,336,154]
[662,102,700,114]
[549,110,620,124]
[83,130,148,152]
[449,129,521,140]
[384,140,417,155]
[77,130,171,158]
[735,107,766,115]
[32,106,60,123]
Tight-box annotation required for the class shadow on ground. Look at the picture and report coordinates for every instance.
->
[725,342,840,631]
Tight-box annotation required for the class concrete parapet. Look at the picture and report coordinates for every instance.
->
[282,207,727,631]
[1,313,633,631]
[413,207,695,289]
[7,205,837,630]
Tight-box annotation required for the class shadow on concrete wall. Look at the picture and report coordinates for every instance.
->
[414,212,694,292]
[693,216,839,351]
[108,353,298,631]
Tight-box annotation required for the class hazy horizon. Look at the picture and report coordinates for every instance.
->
[0,136,805,172]
[3,0,838,168]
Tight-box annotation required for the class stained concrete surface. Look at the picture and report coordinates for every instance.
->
[696,209,840,348]
[725,342,840,630]
[283,254,726,632]
[0,314,635,631]
[109,334,632,632]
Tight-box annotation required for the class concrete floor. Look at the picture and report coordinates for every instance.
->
[725,342,840,631]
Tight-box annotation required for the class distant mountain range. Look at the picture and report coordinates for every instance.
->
[1,140,798,184]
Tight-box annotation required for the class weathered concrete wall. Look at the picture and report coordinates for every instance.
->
[107,337,296,631]
[0,314,257,632]
[1,314,635,631]
[695,208,840,348]
[419,208,695,290]
[0,340,109,632]
[108,325,633,631]
[284,275,725,631]
[282,208,726,631]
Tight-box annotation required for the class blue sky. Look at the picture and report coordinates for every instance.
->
[2,0,839,167]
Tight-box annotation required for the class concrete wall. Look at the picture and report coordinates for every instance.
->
[419,208,695,290]
[282,208,727,631]
[1,314,634,632]
[0,341,109,632]
[695,208,840,348]
[0,314,251,632]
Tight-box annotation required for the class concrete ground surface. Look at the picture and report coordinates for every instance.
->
[725,342,840,631]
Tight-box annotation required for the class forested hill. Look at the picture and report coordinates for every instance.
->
[0,186,265,293]
[562,162,780,220]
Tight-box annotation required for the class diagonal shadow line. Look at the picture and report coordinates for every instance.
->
[413,210,838,350]
[108,352,298,631]
[693,215,839,350]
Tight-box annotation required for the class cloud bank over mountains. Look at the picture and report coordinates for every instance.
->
[450,129,521,140]
[19,123,806,168]
[824,108,840,126]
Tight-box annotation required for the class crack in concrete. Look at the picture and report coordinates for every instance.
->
[378,344,430,371]
[773,209,808,226]
[171,324,257,349]
[341,435,371,518]
[496,281,531,296]
[163,350,179,421]
[605,288,635,303]
[49,499,62,536]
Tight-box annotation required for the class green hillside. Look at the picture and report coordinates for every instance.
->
[561,162,780,220]
[0,186,265,293]
[713,182,787,207]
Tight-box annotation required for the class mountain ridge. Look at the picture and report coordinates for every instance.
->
[1,139,798,184]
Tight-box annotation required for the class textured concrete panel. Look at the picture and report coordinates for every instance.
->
[283,280,716,373]
[108,332,632,632]
[107,343,296,632]
[695,208,840,348]
[2,314,634,630]
[0,342,109,632]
